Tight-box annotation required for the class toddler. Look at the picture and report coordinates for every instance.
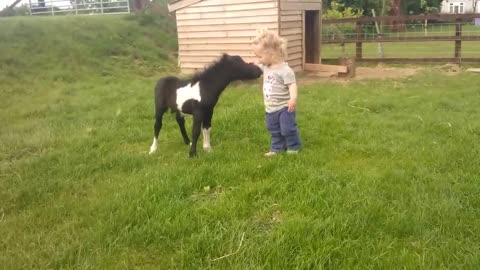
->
[252,29,301,156]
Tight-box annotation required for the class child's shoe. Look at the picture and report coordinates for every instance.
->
[264,151,278,157]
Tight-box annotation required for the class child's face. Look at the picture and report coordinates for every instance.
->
[252,44,272,66]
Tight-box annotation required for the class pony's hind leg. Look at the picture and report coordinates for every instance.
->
[189,110,204,158]
[149,107,167,154]
[176,112,190,145]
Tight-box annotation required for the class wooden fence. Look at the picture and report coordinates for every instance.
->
[321,14,480,63]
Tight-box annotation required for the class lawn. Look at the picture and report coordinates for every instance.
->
[321,41,480,59]
[322,24,480,59]
[1,15,480,269]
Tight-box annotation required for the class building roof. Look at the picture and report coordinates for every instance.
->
[168,0,204,12]
[168,0,322,13]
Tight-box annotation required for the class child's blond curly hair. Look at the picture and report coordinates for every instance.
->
[252,28,288,63]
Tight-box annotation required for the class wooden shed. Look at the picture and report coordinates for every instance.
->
[168,0,322,74]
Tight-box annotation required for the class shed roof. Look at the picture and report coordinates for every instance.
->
[168,0,322,13]
[168,0,204,12]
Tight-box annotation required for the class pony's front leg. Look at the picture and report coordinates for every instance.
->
[149,108,167,155]
[189,110,203,158]
[202,109,214,152]
[202,128,212,152]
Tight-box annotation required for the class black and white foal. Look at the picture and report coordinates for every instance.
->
[149,54,263,158]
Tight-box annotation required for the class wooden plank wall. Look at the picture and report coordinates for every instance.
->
[279,9,303,72]
[279,0,322,71]
[280,0,322,11]
[280,0,322,71]
[175,0,279,74]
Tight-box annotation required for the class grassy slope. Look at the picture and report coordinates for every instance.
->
[1,15,480,269]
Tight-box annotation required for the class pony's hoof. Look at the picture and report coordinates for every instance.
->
[149,148,157,155]
[203,146,212,152]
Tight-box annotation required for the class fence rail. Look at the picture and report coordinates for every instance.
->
[28,0,130,16]
[321,14,480,64]
[323,13,480,24]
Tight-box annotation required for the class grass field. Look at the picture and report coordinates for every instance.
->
[322,24,480,59]
[2,15,480,269]
[321,41,480,59]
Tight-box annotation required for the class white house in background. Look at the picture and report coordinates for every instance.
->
[440,0,480,14]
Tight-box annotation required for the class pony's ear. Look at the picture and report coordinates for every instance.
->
[221,53,229,59]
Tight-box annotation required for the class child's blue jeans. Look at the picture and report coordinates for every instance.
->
[266,107,301,152]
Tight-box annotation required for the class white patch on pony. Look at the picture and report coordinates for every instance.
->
[149,137,158,155]
[203,128,211,152]
[176,82,201,111]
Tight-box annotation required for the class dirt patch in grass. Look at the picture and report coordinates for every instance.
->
[354,65,419,80]
[300,64,420,85]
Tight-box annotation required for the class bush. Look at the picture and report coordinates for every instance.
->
[323,0,363,39]
[0,3,30,16]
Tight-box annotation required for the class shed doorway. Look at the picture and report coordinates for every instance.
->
[304,10,321,64]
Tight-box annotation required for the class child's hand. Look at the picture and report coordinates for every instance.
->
[288,98,296,112]
[287,83,298,112]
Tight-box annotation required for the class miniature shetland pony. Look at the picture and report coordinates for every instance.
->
[149,54,263,158]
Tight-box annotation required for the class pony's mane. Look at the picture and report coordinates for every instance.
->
[190,55,226,84]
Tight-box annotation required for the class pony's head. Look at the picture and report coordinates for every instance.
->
[218,54,263,81]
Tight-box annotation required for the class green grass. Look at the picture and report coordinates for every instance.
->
[2,15,480,269]
[0,14,177,83]
[322,41,480,59]
[322,24,480,59]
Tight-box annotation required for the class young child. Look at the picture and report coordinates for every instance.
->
[252,29,301,157]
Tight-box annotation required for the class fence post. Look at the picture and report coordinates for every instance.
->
[455,18,462,63]
[50,0,54,15]
[355,21,363,60]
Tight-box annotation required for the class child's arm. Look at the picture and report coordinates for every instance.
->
[287,82,298,112]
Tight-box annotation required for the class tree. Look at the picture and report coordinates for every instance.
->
[349,0,383,16]
[0,3,29,16]
[323,0,363,39]
[473,0,479,13]
[337,0,442,16]
[323,0,363,21]
[402,0,441,14]
[380,0,391,16]
[421,0,441,14]
[0,0,22,16]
